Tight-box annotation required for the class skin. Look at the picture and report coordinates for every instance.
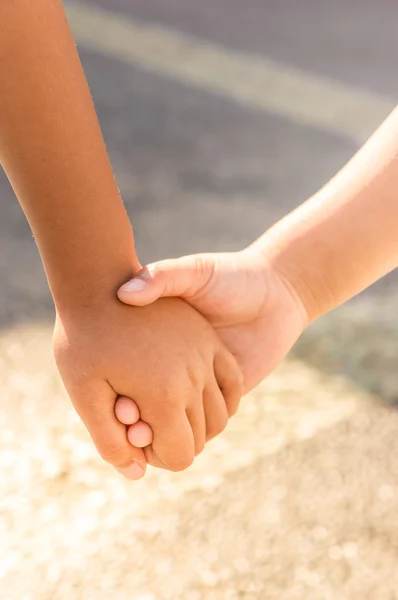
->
[115,107,398,443]
[0,0,242,479]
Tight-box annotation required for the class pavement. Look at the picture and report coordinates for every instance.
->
[1,1,398,598]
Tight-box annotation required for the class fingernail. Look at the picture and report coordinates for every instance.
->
[118,461,145,480]
[120,278,146,293]
[141,265,155,278]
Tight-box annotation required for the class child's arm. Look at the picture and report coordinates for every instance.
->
[0,0,242,478]
[253,106,398,323]
[115,107,398,413]
[0,0,140,306]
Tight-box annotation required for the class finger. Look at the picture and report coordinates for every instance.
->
[143,445,163,469]
[115,396,154,449]
[214,348,244,417]
[115,396,140,425]
[73,382,147,480]
[144,410,195,472]
[127,420,154,448]
[117,254,216,306]
[203,384,229,442]
[186,405,206,455]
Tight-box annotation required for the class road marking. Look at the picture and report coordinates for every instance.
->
[65,1,395,142]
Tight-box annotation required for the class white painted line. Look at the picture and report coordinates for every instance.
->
[65,1,395,142]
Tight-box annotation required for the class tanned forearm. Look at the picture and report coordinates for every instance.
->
[0,0,140,313]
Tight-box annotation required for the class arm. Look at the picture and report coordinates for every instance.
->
[0,0,140,311]
[116,107,398,398]
[0,0,242,477]
[253,106,398,322]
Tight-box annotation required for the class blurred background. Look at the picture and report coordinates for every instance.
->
[1,1,398,598]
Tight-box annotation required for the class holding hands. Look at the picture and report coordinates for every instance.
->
[114,246,308,464]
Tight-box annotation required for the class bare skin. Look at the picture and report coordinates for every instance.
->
[54,297,241,473]
[115,107,398,443]
[0,0,242,479]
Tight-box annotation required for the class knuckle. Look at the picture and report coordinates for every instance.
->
[193,255,208,274]
[193,255,215,287]
[186,364,203,393]
[148,372,185,401]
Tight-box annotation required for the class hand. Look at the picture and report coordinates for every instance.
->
[117,248,308,396]
[53,297,242,479]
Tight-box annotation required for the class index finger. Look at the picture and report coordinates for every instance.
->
[71,381,147,480]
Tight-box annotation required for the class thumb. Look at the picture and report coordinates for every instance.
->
[117,255,215,306]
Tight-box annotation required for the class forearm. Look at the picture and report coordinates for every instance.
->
[0,0,140,312]
[252,107,398,322]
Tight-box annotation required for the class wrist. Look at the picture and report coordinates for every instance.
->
[237,245,310,337]
[52,262,140,319]
[46,236,141,318]
[248,212,335,325]
[29,196,141,315]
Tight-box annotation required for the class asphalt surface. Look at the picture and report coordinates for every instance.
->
[1,2,398,598]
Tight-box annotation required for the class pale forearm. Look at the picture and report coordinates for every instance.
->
[253,107,398,322]
[0,0,139,311]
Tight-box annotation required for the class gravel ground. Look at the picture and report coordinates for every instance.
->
[3,318,398,600]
